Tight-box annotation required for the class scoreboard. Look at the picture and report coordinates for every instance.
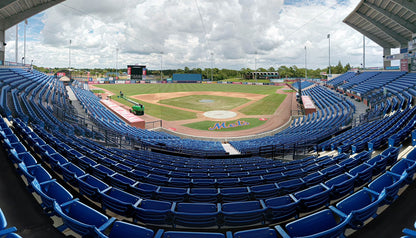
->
[127,65,146,80]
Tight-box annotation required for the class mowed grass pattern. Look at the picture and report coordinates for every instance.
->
[239,93,287,115]
[111,97,197,121]
[98,83,280,95]
[158,95,250,112]
[96,84,285,120]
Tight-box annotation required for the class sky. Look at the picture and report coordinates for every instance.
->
[3,0,399,70]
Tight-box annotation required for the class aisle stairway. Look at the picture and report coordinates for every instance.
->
[222,143,240,155]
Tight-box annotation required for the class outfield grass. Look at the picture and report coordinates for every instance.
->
[112,97,197,121]
[183,118,268,131]
[91,89,105,93]
[239,93,287,115]
[97,83,280,95]
[159,95,250,112]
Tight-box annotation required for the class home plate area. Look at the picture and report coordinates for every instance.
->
[203,110,237,119]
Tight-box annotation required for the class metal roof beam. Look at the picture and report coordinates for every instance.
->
[344,19,396,48]
[0,0,17,9]
[356,11,408,45]
[391,0,416,14]
[0,0,65,30]
[363,1,416,33]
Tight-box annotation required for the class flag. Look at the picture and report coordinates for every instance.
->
[327,34,330,39]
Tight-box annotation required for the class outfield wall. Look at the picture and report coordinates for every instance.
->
[88,80,289,86]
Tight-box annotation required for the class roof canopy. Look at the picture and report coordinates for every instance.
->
[0,0,65,30]
[343,0,416,49]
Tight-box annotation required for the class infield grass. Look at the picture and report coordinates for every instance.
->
[159,95,250,112]
[239,93,287,115]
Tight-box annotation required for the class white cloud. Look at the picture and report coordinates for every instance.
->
[3,0,395,70]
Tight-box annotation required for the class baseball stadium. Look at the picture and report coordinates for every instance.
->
[0,1,415,238]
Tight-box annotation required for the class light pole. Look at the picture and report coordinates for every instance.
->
[69,39,72,69]
[328,34,331,76]
[160,51,163,81]
[24,20,27,65]
[116,48,119,78]
[362,35,365,69]
[15,24,18,63]
[254,51,257,82]
[210,52,213,81]
[304,45,307,79]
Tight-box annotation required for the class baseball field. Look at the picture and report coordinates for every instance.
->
[94,83,292,134]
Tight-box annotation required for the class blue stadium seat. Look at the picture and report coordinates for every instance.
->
[229,227,278,238]
[303,171,325,186]
[220,187,251,202]
[188,188,220,203]
[330,188,385,229]
[390,159,416,184]
[129,182,158,199]
[348,163,374,187]
[0,208,17,237]
[221,200,267,226]
[172,202,220,227]
[277,178,305,194]
[276,209,350,238]
[293,184,331,212]
[367,171,406,204]
[54,200,116,237]
[59,162,85,185]
[156,187,188,202]
[324,173,356,199]
[18,162,52,184]
[155,230,225,238]
[31,179,74,214]
[217,177,240,187]
[250,183,280,199]
[76,174,110,202]
[365,154,388,176]
[265,195,298,222]
[133,200,172,225]
[100,187,140,216]
[107,173,136,190]
[96,221,154,238]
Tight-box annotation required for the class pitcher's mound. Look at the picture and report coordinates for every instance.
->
[203,110,237,119]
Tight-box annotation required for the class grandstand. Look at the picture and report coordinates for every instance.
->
[0,66,416,237]
[0,0,416,238]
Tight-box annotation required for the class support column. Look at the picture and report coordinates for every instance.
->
[0,30,4,65]
[383,47,391,69]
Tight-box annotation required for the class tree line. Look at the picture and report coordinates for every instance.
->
[34,61,352,81]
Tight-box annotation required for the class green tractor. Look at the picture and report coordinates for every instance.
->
[118,91,145,116]
[130,104,145,115]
